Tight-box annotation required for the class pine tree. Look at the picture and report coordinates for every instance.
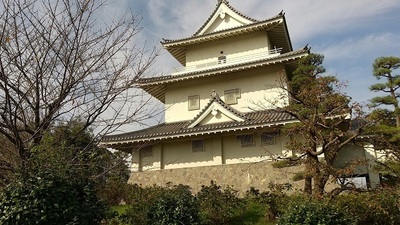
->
[278,53,367,196]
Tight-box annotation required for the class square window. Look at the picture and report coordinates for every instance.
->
[236,134,255,147]
[141,146,153,157]
[218,55,226,64]
[261,131,279,145]
[192,140,205,152]
[224,88,240,105]
[188,95,200,110]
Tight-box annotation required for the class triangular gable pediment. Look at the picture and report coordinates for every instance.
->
[187,95,247,128]
[195,1,255,36]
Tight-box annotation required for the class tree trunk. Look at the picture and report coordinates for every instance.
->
[313,171,330,198]
[303,154,314,195]
[304,176,312,195]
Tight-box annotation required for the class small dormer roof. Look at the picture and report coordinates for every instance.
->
[186,91,248,128]
[161,0,292,66]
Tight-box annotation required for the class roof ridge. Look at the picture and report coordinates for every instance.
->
[161,13,283,45]
[192,0,259,37]
[185,91,248,128]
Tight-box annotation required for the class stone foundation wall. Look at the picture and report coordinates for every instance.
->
[128,161,306,194]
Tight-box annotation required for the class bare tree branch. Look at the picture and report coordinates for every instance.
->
[0,0,159,178]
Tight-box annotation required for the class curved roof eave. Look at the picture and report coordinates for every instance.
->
[161,14,290,65]
[138,47,309,103]
[162,14,283,47]
[100,110,297,151]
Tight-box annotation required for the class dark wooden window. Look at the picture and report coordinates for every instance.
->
[141,145,153,157]
[261,131,279,145]
[218,55,226,64]
[236,134,255,147]
[192,140,205,152]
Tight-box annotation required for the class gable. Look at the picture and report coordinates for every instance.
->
[196,1,254,36]
[187,96,246,128]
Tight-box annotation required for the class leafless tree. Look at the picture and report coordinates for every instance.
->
[0,0,158,177]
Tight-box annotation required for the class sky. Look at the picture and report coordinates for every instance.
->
[105,0,400,107]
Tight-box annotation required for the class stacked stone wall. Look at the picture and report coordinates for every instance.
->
[128,161,306,194]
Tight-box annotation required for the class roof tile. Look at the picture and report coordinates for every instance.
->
[101,110,295,144]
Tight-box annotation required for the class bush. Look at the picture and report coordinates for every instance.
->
[119,183,200,225]
[245,183,291,221]
[278,195,354,225]
[0,172,106,225]
[118,184,163,225]
[196,180,244,225]
[333,188,400,225]
[147,184,200,225]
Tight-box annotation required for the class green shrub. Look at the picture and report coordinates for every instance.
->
[197,180,244,225]
[147,184,200,225]
[278,195,354,225]
[118,184,164,225]
[333,188,400,225]
[245,183,291,221]
[0,172,106,225]
[119,183,200,225]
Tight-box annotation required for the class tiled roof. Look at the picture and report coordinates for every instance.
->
[161,13,283,45]
[101,109,296,148]
[139,47,309,85]
[137,47,309,103]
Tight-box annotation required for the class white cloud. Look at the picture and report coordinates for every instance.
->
[118,0,400,103]
[320,32,400,62]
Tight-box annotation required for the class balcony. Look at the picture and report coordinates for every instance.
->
[171,47,283,75]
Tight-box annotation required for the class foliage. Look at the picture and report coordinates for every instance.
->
[147,184,200,225]
[245,183,291,221]
[368,56,400,182]
[118,184,164,225]
[271,159,299,168]
[29,121,130,204]
[0,171,107,225]
[277,53,368,196]
[374,160,400,186]
[0,121,129,224]
[333,188,400,225]
[118,183,200,225]
[369,57,400,126]
[103,181,400,225]
[0,136,18,187]
[278,195,354,225]
[196,180,244,225]
[292,172,305,181]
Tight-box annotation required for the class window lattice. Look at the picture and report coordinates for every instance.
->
[236,134,255,147]
[261,131,279,145]
[192,140,205,152]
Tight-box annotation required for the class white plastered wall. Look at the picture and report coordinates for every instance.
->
[185,32,269,68]
[131,131,290,171]
[333,144,380,188]
[164,65,288,123]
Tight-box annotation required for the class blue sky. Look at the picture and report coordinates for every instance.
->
[106,0,400,106]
